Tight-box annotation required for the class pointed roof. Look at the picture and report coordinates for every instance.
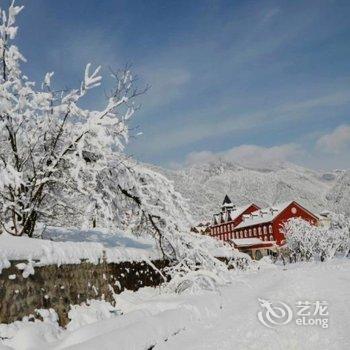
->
[222,195,232,206]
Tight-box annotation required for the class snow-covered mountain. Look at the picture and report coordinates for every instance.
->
[152,160,350,222]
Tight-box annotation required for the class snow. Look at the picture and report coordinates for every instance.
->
[0,228,160,273]
[232,238,275,247]
[157,159,350,222]
[1,258,349,349]
[235,202,291,229]
[214,203,255,224]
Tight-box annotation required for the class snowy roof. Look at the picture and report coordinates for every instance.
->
[231,238,275,248]
[213,203,257,225]
[230,204,257,220]
[235,201,294,229]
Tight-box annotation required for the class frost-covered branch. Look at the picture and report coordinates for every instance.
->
[0,2,143,237]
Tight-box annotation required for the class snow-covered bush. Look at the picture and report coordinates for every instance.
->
[283,214,350,262]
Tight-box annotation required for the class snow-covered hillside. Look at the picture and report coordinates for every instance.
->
[1,259,349,349]
[152,160,350,222]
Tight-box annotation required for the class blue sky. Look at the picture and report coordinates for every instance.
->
[14,0,350,170]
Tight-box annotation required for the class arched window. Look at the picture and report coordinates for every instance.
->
[264,236,268,241]
[244,230,248,238]
[263,226,267,235]
[269,225,273,234]
[253,227,257,236]
[249,229,252,237]
[240,231,243,238]
[258,227,262,235]
[269,235,274,241]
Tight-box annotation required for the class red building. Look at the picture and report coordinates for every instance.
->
[208,196,319,259]
[210,195,260,241]
[233,201,318,246]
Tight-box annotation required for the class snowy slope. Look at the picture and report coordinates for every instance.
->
[1,259,349,349]
[325,170,350,214]
[151,160,350,222]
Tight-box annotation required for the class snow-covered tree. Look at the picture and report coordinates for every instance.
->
[0,2,245,287]
[283,214,350,262]
[0,2,146,237]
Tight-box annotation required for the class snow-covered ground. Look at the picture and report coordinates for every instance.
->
[1,258,349,350]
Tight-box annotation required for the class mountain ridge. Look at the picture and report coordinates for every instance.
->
[150,159,349,222]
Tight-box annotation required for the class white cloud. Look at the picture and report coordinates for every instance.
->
[316,124,350,153]
[137,90,350,156]
[140,67,191,110]
[184,143,302,169]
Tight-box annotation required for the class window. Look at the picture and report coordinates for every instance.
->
[258,227,262,235]
[264,236,268,241]
[244,230,247,238]
[269,225,273,234]
[240,231,243,238]
[263,226,267,235]
[269,235,274,241]
[249,229,252,237]
[253,228,257,236]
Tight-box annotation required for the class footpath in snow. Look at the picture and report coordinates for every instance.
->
[1,259,349,350]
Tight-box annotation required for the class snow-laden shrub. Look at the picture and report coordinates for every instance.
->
[163,235,253,294]
[283,214,350,262]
